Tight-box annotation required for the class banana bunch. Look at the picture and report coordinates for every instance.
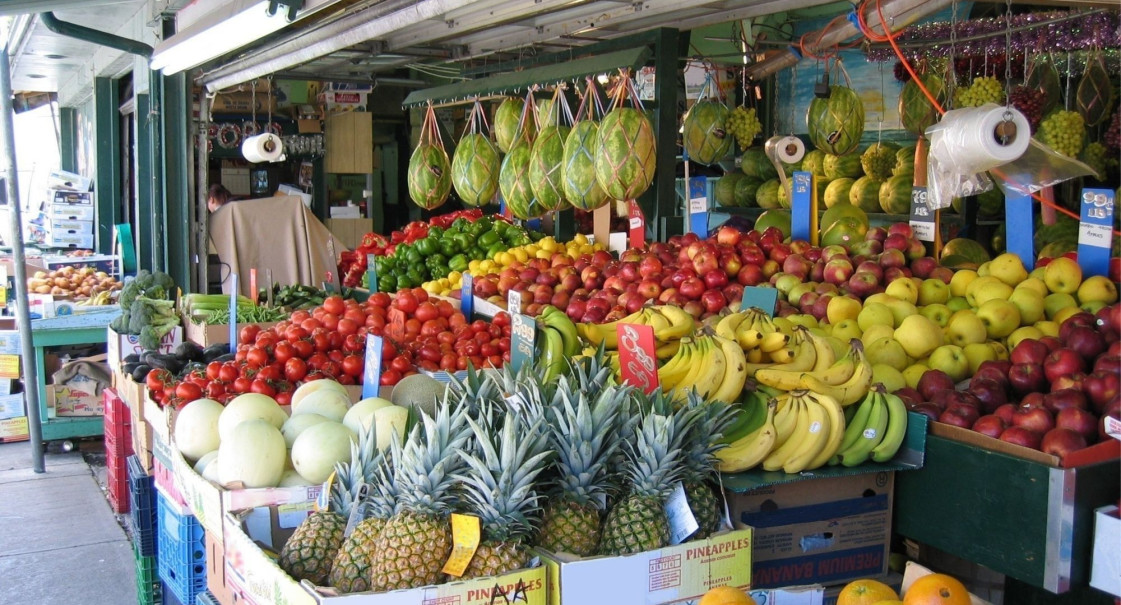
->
[753,338,874,406]
[576,305,696,352]
[830,384,908,466]
[657,330,747,403]
[78,290,113,306]
[536,304,582,383]
[714,307,802,366]
[716,388,846,474]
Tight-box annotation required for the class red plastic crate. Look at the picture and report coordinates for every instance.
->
[103,388,130,426]
[106,458,130,514]
[105,419,134,459]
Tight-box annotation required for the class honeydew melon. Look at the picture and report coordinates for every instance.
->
[290,379,349,408]
[291,421,356,483]
[218,394,287,443]
[343,397,394,436]
[281,413,331,449]
[291,389,350,422]
[174,398,224,461]
[373,405,410,451]
[218,419,286,488]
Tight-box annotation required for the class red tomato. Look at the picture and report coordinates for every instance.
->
[321,360,341,378]
[286,326,309,342]
[313,333,330,353]
[412,288,429,304]
[239,324,261,345]
[415,302,439,323]
[257,365,282,382]
[395,291,418,314]
[366,314,386,331]
[232,376,252,393]
[290,310,311,323]
[327,332,343,351]
[146,369,171,392]
[390,356,412,374]
[323,295,346,315]
[218,363,239,382]
[206,382,227,398]
[437,331,456,346]
[246,347,269,368]
[439,354,457,372]
[337,374,356,386]
[250,379,276,397]
[307,353,329,370]
[380,368,402,386]
[369,292,391,308]
[436,300,455,319]
[381,339,398,361]
[273,341,294,364]
[341,355,363,377]
[175,382,203,402]
[274,391,292,406]
[343,308,367,324]
[492,312,510,328]
[206,361,223,381]
[336,318,358,337]
[300,318,322,332]
[328,349,345,363]
[320,313,340,332]
[293,339,314,358]
[284,358,308,382]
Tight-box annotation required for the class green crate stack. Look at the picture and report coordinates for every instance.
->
[134,540,162,605]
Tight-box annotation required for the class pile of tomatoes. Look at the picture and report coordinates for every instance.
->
[147,289,513,408]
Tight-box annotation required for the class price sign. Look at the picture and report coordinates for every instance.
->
[909,186,936,243]
[0,286,7,308]
[228,273,239,353]
[740,287,779,316]
[687,177,709,238]
[0,355,19,379]
[665,482,700,545]
[616,323,658,394]
[790,172,815,244]
[509,312,536,373]
[1006,190,1035,270]
[507,289,523,315]
[386,308,407,341]
[628,200,646,249]
[366,254,378,293]
[362,334,384,399]
[441,513,481,577]
[460,273,474,320]
[1078,188,1115,278]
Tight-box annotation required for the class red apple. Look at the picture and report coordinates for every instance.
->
[911,402,943,422]
[1044,349,1087,384]
[565,297,587,321]
[1000,426,1043,449]
[703,269,729,290]
[701,290,727,314]
[878,248,907,269]
[768,243,792,264]
[977,359,1013,376]
[1082,370,1121,412]
[1038,336,1063,353]
[618,290,647,314]
[1094,355,1121,376]
[737,264,765,286]
[679,278,705,300]
[1056,407,1099,443]
[617,261,639,283]
[740,244,766,267]
[910,256,938,279]
[968,378,1008,414]
[682,300,705,320]
[789,240,813,255]
[810,260,826,283]
[1063,326,1107,363]
[824,258,855,285]
[1011,339,1050,366]
[1012,404,1055,434]
[855,260,884,282]
[929,266,954,284]
[945,402,981,427]
[804,247,823,263]
[1059,312,1098,342]
[722,283,745,306]
[847,272,883,299]
[1043,388,1089,413]
[884,233,910,252]
[1041,428,1088,460]
[715,225,742,246]
[971,365,1010,390]
[993,403,1017,425]
[761,259,781,278]
[884,267,912,283]
[919,370,957,401]
[1020,391,1047,410]
[888,222,914,238]
[721,254,742,277]
[798,291,820,311]
[866,226,888,243]
[692,251,720,276]
[972,415,1008,439]
[894,387,923,408]
[657,288,678,304]
[939,409,975,428]
[782,254,812,280]
[638,256,663,279]
[906,238,927,261]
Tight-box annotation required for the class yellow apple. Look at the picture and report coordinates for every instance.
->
[945,310,988,347]
[1029,266,1047,280]
[963,342,999,374]
[976,299,1021,338]
[950,269,978,298]
[875,297,919,328]
[1016,277,1050,298]
[1008,287,1045,325]
[1077,275,1119,305]
[1007,325,1044,349]
[872,364,907,392]
[990,340,1009,360]
[977,261,991,277]
[1043,257,1082,294]
[988,252,1029,286]
[918,279,951,306]
[1052,305,1082,325]
[966,276,1014,308]
[902,363,930,389]
[919,303,952,327]
[831,318,863,342]
[885,278,920,305]
[929,344,970,382]
[857,303,895,332]
[894,315,945,359]
[1044,292,1079,319]
[1082,300,1108,314]
[867,336,912,371]
[946,296,971,312]
[787,314,819,329]
[827,296,863,325]
[861,324,896,347]
[1034,320,1060,337]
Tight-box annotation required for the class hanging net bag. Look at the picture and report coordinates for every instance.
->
[407,102,452,210]
[451,99,501,207]
[595,71,657,201]
[498,89,540,220]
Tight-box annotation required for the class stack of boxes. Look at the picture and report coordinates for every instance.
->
[156,491,208,605]
[128,455,163,605]
[40,188,96,249]
[102,388,132,514]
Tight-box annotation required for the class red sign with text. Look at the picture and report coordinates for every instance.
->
[617,323,659,394]
[628,200,646,249]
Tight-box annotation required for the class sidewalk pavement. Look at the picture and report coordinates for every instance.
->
[0,441,136,605]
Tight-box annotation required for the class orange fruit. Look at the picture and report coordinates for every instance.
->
[698,586,757,605]
[838,579,900,605]
[903,573,972,605]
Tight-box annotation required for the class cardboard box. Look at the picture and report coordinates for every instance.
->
[0,416,29,442]
[537,528,753,605]
[297,119,322,134]
[930,419,1120,468]
[47,204,95,221]
[211,92,278,115]
[183,319,279,348]
[222,167,252,197]
[318,91,368,113]
[45,218,93,234]
[47,380,105,417]
[1091,505,1121,597]
[43,230,95,249]
[30,253,119,275]
[47,171,93,192]
[207,531,236,605]
[729,472,894,589]
[750,586,825,605]
[107,325,183,367]
[0,330,21,354]
[328,205,362,219]
[0,393,24,420]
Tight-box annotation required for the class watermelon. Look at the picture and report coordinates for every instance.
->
[715,173,744,207]
[499,141,536,219]
[879,175,912,214]
[495,98,535,153]
[991,223,1006,254]
[562,121,607,211]
[821,217,868,247]
[735,176,762,208]
[529,125,572,213]
[807,86,864,155]
[861,143,900,180]
[899,72,946,136]
[976,187,1004,218]
[536,98,556,129]
[893,146,916,178]
[942,237,992,264]
[683,100,732,165]
[822,203,868,233]
[802,149,827,177]
[754,209,792,238]
[823,153,863,180]
[824,178,855,209]
[595,108,656,201]
[849,176,883,213]
[778,180,790,209]
[755,179,782,210]
[407,144,451,210]
[741,149,777,180]
[451,133,500,207]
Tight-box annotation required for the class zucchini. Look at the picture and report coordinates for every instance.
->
[131,364,151,382]
[123,353,141,364]
[213,353,236,363]
[122,362,141,375]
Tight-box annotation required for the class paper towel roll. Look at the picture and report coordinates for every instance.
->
[774,135,806,164]
[929,105,1030,171]
[242,133,284,163]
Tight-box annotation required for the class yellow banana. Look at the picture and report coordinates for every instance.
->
[736,323,763,350]
[655,339,680,360]
[759,331,790,353]
[798,345,873,406]
[652,305,696,341]
[805,330,837,373]
[771,393,800,448]
[686,337,728,400]
[541,305,582,358]
[781,393,832,474]
[657,339,696,390]
[715,399,777,473]
[577,309,647,349]
[746,348,764,363]
[671,338,711,397]
[643,308,671,334]
[804,346,858,387]
[710,335,749,404]
[763,396,810,471]
[715,312,747,342]
[804,392,846,470]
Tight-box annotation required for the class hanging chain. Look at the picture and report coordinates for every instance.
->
[1004,0,1013,107]
[267,76,274,132]
[250,80,257,126]
[948,0,958,106]
[787,63,797,136]
[878,60,885,144]
[1064,52,1073,111]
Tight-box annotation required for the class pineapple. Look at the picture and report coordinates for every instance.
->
[536,383,626,555]
[279,431,376,585]
[597,397,689,556]
[369,404,471,590]
[678,394,738,540]
[329,440,400,593]
[455,408,551,578]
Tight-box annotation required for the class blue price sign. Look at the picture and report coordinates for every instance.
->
[1078,188,1115,278]
[687,177,709,238]
[509,313,536,373]
[790,172,813,242]
[362,334,384,399]
[366,254,378,293]
[740,286,778,316]
[460,273,474,320]
[228,273,239,353]
[1006,190,1035,270]
[909,186,935,242]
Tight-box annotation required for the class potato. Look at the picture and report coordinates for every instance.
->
[33,271,47,279]
[33,285,51,294]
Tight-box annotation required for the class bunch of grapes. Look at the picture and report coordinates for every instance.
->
[861,143,898,180]
[953,76,1004,108]
[1105,110,1120,152]
[725,106,763,151]
[1009,85,1045,133]
[893,62,911,83]
[1039,110,1086,158]
[1080,142,1108,179]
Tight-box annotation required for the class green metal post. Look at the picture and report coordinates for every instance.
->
[161,73,191,290]
[58,107,77,173]
[94,78,121,255]
[148,74,166,272]
[135,93,153,271]
[646,27,680,241]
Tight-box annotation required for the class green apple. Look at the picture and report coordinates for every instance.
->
[946,296,971,312]
[963,342,998,375]
[988,252,1029,286]
[1044,292,1078,320]
[827,296,863,325]
[945,309,988,347]
[1034,320,1059,337]
[885,277,920,305]
[774,274,804,296]
[861,324,896,348]
[831,318,863,342]
[1029,266,1047,280]
[1082,300,1108,314]
[1016,277,1050,298]
[949,269,978,298]
[857,302,895,332]
[1007,325,1044,349]
[867,336,911,371]
[872,364,907,393]
[919,303,952,327]
[1077,275,1119,305]
[894,315,944,359]
[928,344,970,383]
[966,275,1014,308]
[1053,305,1082,325]
[902,363,931,389]
[976,299,1021,338]
[1008,287,1045,325]
[788,282,816,305]
[918,278,951,306]
[1043,257,1082,294]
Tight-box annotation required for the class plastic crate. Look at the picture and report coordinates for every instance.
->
[103,387,129,425]
[157,491,206,605]
[105,421,134,459]
[194,591,219,605]
[128,454,158,557]
[135,540,162,605]
[161,584,184,605]
[152,458,187,508]
[104,389,133,459]
[106,457,130,514]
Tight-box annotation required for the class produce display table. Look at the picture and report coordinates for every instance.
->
[29,309,120,442]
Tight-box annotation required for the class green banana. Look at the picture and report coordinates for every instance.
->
[717,392,768,445]
[538,325,567,383]
[541,305,582,358]
[870,391,909,463]
[836,389,878,458]
[839,387,889,467]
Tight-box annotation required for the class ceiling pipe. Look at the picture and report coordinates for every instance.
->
[745,0,951,81]
[38,11,154,58]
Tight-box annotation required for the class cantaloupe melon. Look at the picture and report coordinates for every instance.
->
[291,421,355,483]
[174,398,224,461]
[218,394,287,442]
[390,374,445,418]
[218,419,286,488]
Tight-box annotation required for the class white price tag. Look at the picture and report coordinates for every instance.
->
[689,196,708,214]
[665,482,700,545]
[629,216,643,229]
[1079,222,1113,248]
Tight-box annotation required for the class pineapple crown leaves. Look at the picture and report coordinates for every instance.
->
[545,386,625,508]
[330,429,380,515]
[395,402,473,516]
[622,410,685,500]
[677,393,739,481]
[453,412,552,543]
[366,433,403,519]
[569,341,616,394]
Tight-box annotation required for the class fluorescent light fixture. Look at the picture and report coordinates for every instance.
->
[150,0,295,75]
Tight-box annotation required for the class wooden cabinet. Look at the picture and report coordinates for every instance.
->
[325,112,373,174]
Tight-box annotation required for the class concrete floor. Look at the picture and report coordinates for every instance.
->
[0,440,137,605]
